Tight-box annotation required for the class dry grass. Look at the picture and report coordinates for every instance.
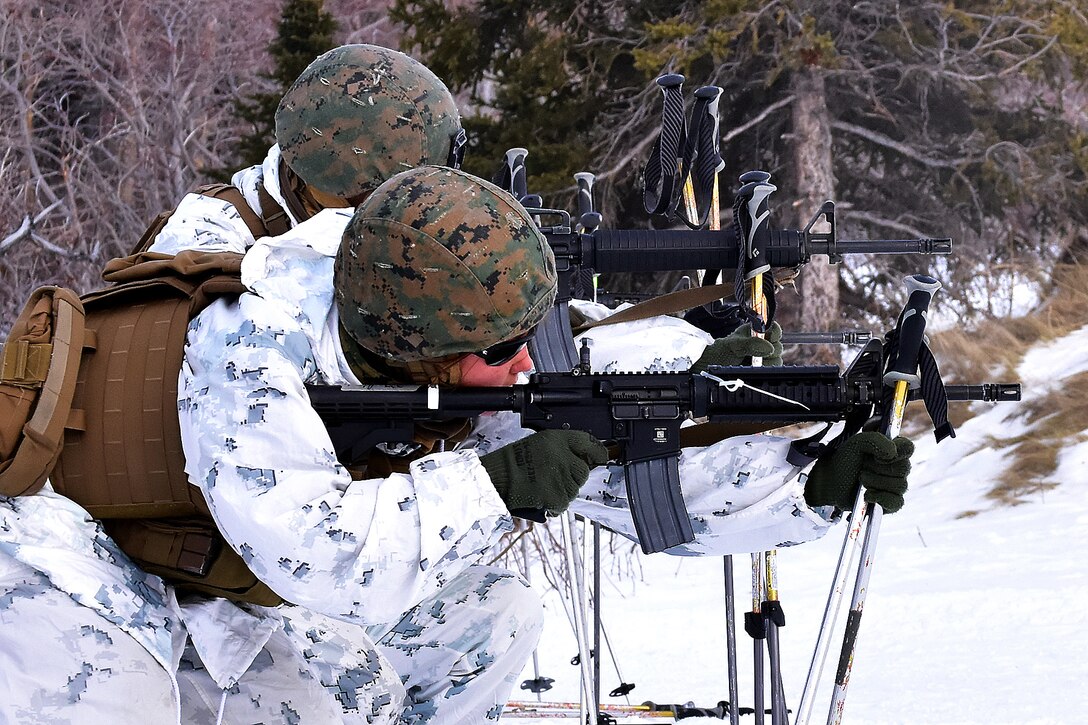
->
[982,371,1088,506]
[930,263,1088,383]
[928,264,1088,510]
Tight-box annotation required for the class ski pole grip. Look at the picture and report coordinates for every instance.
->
[694,85,723,124]
[574,172,601,233]
[734,170,775,280]
[574,172,596,217]
[504,147,529,201]
[656,72,684,90]
[884,274,942,389]
[694,86,724,166]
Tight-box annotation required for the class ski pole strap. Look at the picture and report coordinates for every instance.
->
[881,331,955,442]
[643,74,687,218]
[674,86,724,229]
[785,423,834,467]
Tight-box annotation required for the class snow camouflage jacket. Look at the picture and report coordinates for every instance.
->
[0,145,836,711]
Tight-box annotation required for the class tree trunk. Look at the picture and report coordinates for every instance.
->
[791,67,839,365]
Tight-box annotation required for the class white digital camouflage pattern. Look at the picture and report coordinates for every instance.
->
[462,300,836,555]
[0,149,539,724]
[567,299,835,553]
[0,489,183,722]
[168,162,535,723]
[150,146,300,258]
[0,156,835,723]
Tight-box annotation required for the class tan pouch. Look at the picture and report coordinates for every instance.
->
[0,287,86,496]
[106,518,283,606]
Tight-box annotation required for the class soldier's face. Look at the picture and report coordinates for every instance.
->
[456,346,533,387]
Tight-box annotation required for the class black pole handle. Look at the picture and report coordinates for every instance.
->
[574,172,601,233]
[504,147,529,201]
[643,74,687,217]
[657,72,684,90]
[884,274,942,389]
[734,171,775,281]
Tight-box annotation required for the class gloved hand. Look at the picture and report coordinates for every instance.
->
[480,430,610,520]
[804,431,914,513]
[690,321,783,372]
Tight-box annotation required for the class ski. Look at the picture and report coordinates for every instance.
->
[504,701,672,721]
[505,699,741,720]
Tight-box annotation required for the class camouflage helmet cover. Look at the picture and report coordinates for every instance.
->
[276,44,462,199]
[336,166,558,361]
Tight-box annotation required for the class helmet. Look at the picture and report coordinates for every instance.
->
[336,166,557,361]
[276,44,462,200]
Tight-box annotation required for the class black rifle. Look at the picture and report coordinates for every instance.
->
[309,339,1018,555]
[527,198,952,373]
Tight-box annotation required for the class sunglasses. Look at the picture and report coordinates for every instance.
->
[447,128,468,169]
[474,329,536,366]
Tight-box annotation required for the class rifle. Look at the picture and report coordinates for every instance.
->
[309,338,1018,555]
[525,194,952,373]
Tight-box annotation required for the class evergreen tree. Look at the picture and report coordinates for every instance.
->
[232,0,337,169]
[392,0,1088,331]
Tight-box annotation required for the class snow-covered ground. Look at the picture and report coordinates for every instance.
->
[508,327,1088,723]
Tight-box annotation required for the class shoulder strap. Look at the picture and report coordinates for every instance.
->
[127,180,291,256]
[255,183,292,236]
[192,183,268,239]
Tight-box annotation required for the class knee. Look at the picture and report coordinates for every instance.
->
[504,571,545,638]
[473,567,545,643]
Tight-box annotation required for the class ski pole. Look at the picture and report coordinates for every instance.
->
[764,554,789,724]
[747,554,766,725]
[574,172,602,302]
[695,86,743,725]
[561,512,598,725]
[592,520,602,708]
[520,533,551,700]
[794,499,866,725]
[826,274,941,724]
[735,170,790,725]
[599,619,635,703]
[795,274,942,725]
[503,148,529,200]
[643,74,687,221]
[723,557,740,725]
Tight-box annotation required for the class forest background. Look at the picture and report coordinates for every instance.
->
[3,0,1088,357]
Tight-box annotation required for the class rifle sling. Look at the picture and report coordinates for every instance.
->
[679,420,787,448]
[574,282,735,334]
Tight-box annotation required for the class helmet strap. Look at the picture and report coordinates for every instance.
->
[278,157,317,222]
[338,321,464,386]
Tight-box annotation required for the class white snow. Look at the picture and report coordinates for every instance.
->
[507,330,1088,724]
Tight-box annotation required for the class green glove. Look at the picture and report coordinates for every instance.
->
[804,431,914,513]
[691,321,784,372]
[480,430,609,519]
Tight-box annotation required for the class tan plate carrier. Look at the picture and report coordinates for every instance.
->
[1,184,288,605]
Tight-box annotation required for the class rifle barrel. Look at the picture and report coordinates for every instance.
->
[930,383,1022,402]
[782,331,873,346]
[826,238,953,255]
[568,228,952,276]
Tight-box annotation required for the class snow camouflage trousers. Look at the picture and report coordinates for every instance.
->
[0,562,176,725]
[0,546,541,725]
[178,566,543,725]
